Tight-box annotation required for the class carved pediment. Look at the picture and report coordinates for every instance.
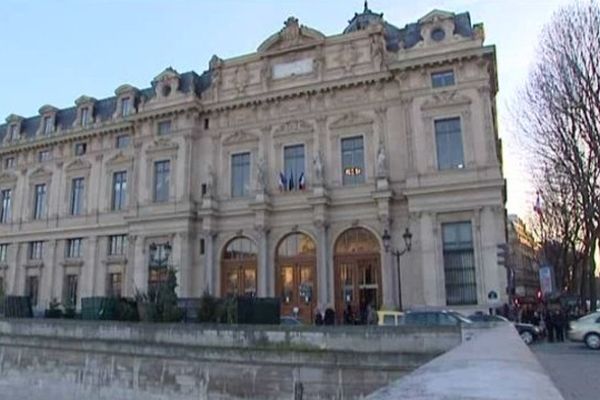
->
[153,67,180,83]
[0,171,17,183]
[146,138,179,154]
[65,158,92,172]
[258,16,325,52]
[273,120,314,137]
[29,166,52,179]
[5,114,24,123]
[419,9,455,24]
[420,90,472,110]
[223,130,259,145]
[106,151,134,166]
[329,112,373,130]
[75,95,96,106]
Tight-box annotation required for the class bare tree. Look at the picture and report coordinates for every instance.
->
[519,1,600,309]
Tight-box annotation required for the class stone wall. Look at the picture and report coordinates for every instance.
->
[0,319,460,399]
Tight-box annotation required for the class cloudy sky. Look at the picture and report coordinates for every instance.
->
[0,0,572,217]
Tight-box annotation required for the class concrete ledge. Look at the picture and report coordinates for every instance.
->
[367,324,565,400]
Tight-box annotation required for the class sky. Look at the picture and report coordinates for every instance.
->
[0,0,572,218]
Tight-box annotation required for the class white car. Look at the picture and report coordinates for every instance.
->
[568,312,600,349]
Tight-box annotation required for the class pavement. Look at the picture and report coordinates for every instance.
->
[532,340,600,400]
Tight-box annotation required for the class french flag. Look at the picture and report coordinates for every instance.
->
[278,172,287,192]
[288,171,295,191]
[298,172,305,190]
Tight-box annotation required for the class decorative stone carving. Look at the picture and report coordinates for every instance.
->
[256,157,267,193]
[233,65,249,95]
[370,35,385,70]
[376,141,387,178]
[260,59,271,89]
[257,16,325,52]
[420,90,472,110]
[273,120,314,137]
[329,112,373,130]
[206,165,216,198]
[313,151,324,186]
[222,130,259,145]
[337,42,359,75]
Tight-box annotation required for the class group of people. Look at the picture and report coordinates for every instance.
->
[313,302,378,325]
[512,303,588,342]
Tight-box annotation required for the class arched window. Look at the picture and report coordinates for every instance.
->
[223,237,257,260]
[335,228,379,254]
[277,233,316,257]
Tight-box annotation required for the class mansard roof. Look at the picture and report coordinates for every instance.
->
[343,4,475,52]
[0,70,211,144]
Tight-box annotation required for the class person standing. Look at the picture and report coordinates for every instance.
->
[555,309,565,342]
[545,309,555,343]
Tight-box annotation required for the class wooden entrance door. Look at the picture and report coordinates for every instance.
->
[334,255,381,323]
[277,258,316,323]
[221,237,258,297]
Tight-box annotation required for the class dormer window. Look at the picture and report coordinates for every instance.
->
[43,116,53,134]
[121,97,132,116]
[8,124,17,141]
[81,107,90,126]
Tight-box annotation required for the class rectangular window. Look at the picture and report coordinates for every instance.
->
[153,160,170,202]
[26,276,39,307]
[38,150,51,162]
[43,116,53,134]
[66,238,83,259]
[0,243,8,263]
[107,273,122,297]
[29,241,43,260]
[111,171,127,211]
[121,97,131,116]
[33,183,47,220]
[431,70,455,88]
[64,274,78,308]
[116,134,130,149]
[283,144,305,191]
[442,222,477,305]
[157,120,171,136]
[231,152,250,198]
[108,234,128,256]
[81,107,90,126]
[200,238,205,255]
[435,118,464,170]
[204,118,209,130]
[70,177,85,215]
[74,143,87,156]
[0,189,11,223]
[4,157,15,169]
[341,136,365,185]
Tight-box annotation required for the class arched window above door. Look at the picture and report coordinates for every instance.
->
[223,237,257,260]
[277,233,316,257]
[335,228,380,255]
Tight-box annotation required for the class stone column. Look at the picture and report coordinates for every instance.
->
[315,221,330,307]
[204,231,216,295]
[81,236,98,300]
[380,219,397,310]
[6,241,22,295]
[174,232,192,297]
[132,235,147,294]
[39,239,58,308]
[255,226,269,297]
[94,237,108,296]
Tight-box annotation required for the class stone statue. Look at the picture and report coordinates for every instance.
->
[256,157,267,192]
[206,165,216,197]
[376,142,387,178]
[370,35,385,69]
[313,151,324,185]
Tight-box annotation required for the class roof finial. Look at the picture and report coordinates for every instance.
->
[364,1,369,12]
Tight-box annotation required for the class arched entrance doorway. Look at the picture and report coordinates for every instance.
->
[221,237,257,297]
[334,228,382,324]
[276,233,316,323]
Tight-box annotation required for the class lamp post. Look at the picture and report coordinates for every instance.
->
[382,228,412,311]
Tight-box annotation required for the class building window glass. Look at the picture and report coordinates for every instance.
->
[121,97,131,116]
[70,177,85,215]
[442,222,477,305]
[64,274,78,308]
[81,107,90,126]
[38,150,51,162]
[8,124,17,141]
[0,243,8,263]
[283,144,305,191]
[154,160,170,202]
[26,276,39,307]
[107,273,122,297]
[435,117,464,170]
[29,241,43,260]
[341,136,365,185]
[157,120,172,136]
[33,184,47,220]
[108,235,128,256]
[43,116,53,134]
[112,171,127,211]
[0,189,11,223]
[431,70,455,88]
[231,152,250,198]
[74,143,87,156]
[4,157,15,169]
[66,238,83,259]
[116,134,130,149]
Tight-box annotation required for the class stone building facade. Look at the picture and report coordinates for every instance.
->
[0,6,506,320]
[507,215,540,302]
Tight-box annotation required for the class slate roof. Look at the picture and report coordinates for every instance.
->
[343,4,474,52]
[0,70,211,145]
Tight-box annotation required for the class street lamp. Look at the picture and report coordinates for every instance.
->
[382,227,412,310]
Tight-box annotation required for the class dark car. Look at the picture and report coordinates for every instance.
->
[280,316,303,326]
[467,313,541,345]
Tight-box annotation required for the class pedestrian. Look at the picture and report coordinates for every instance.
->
[343,303,354,325]
[324,307,335,325]
[367,302,377,325]
[314,307,323,326]
[545,310,555,343]
[555,309,565,342]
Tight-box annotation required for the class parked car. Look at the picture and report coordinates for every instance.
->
[403,309,472,327]
[568,311,600,349]
[467,313,540,345]
[280,316,303,326]
[377,310,404,326]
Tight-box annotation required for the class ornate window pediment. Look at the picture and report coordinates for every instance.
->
[29,166,52,180]
[273,120,314,137]
[106,151,134,166]
[65,159,92,172]
[0,171,17,184]
[3,114,23,143]
[257,17,325,53]
[329,112,373,130]
[152,67,181,99]
[145,138,179,155]
[222,130,260,146]
[74,95,96,128]
[420,90,472,111]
